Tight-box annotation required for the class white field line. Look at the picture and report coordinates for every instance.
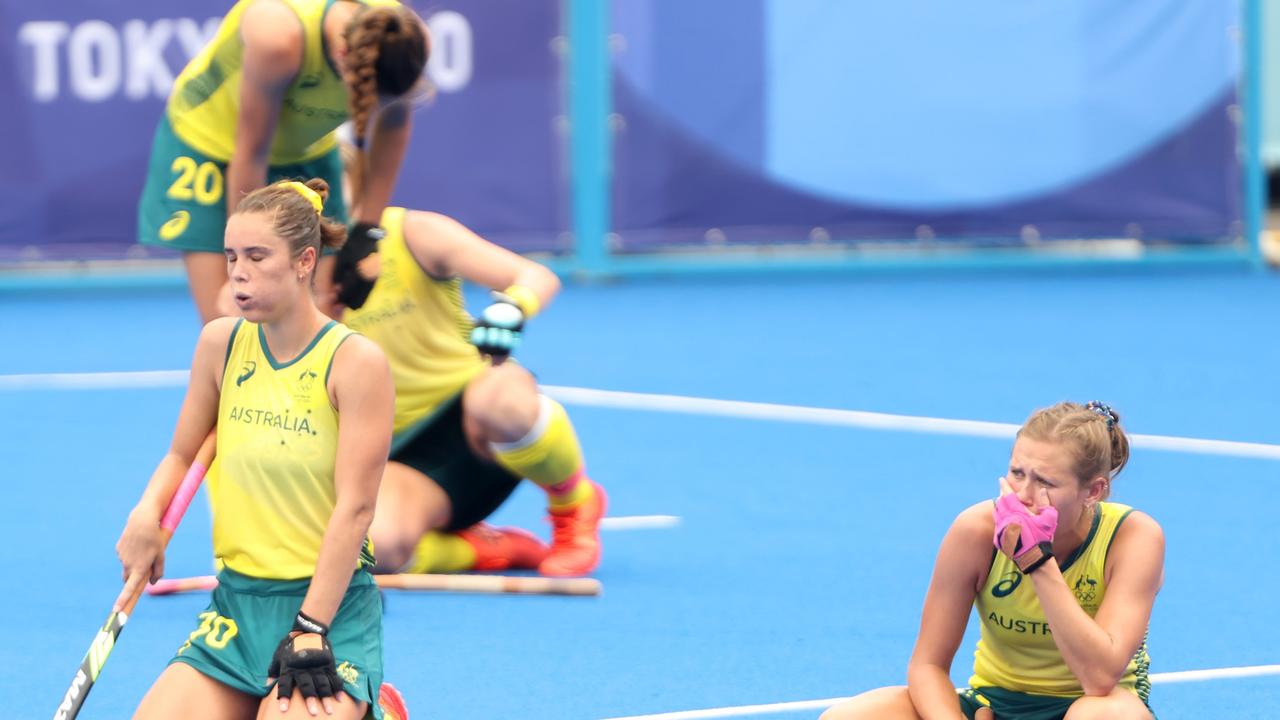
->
[598,664,1280,720]
[601,515,681,530]
[2,371,1278,461]
[0,369,190,390]
[540,385,1280,462]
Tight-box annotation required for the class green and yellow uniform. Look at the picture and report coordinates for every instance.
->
[341,208,520,532]
[137,0,397,253]
[958,502,1153,720]
[342,208,488,438]
[171,319,386,717]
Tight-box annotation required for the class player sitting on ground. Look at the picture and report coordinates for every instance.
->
[821,401,1162,720]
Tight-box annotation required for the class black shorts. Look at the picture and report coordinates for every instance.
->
[389,392,522,532]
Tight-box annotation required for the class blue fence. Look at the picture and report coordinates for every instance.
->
[0,0,1265,288]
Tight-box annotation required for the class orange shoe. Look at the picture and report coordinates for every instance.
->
[456,523,550,571]
[379,682,409,720]
[539,481,607,577]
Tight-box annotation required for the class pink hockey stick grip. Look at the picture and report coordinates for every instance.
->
[147,575,219,595]
[160,460,207,532]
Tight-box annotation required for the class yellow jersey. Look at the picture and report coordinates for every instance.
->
[341,207,488,440]
[167,0,399,165]
[970,502,1151,700]
[212,318,374,579]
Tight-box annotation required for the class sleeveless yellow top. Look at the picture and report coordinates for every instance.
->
[212,318,374,579]
[167,0,399,164]
[341,207,487,439]
[970,502,1151,700]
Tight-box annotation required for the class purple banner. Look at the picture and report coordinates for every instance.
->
[0,0,566,264]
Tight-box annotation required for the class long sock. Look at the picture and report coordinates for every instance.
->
[492,395,594,511]
[400,531,476,573]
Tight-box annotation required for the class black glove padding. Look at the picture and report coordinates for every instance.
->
[333,222,384,309]
[268,632,345,701]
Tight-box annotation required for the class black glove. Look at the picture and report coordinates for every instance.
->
[268,612,345,701]
[469,292,526,358]
[333,222,384,309]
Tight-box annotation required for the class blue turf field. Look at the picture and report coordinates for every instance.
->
[2,269,1278,719]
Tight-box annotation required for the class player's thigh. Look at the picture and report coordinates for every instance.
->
[820,687,923,720]
[370,460,452,543]
[134,662,259,720]
[256,691,367,720]
[1065,687,1152,720]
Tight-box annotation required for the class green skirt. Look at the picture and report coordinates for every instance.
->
[137,115,348,253]
[168,567,384,718]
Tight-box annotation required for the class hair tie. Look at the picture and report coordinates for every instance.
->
[1085,401,1117,429]
[281,181,323,215]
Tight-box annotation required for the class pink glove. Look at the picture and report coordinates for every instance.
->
[993,491,1058,574]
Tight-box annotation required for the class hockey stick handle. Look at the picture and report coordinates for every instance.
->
[119,430,217,615]
[53,430,216,720]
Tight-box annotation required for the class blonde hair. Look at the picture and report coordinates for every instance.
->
[1018,401,1130,499]
[342,4,429,205]
[234,178,348,258]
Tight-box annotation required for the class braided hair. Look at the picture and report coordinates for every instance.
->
[342,3,429,202]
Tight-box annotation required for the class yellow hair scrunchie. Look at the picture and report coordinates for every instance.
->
[281,181,324,215]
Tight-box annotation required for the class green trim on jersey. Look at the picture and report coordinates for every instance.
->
[225,318,246,368]
[260,321,339,370]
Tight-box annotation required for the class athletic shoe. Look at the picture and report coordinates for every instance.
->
[379,682,409,720]
[457,523,550,571]
[539,481,606,577]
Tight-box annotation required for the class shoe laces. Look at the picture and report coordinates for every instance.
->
[465,524,504,546]
[549,510,589,548]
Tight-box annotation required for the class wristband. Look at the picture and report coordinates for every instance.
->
[292,610,329,636]
[1019,543,1055,574]
[501,285,541,318]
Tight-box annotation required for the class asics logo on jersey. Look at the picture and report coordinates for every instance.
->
[236,361,256,386]
[992,570,1022,597]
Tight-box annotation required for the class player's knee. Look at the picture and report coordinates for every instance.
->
[259,691,366,719]
[818,702,863,720]
[367,525,415,572]
[1064,696,1152,720]
[818,706,848,720]
[465,366,539,440]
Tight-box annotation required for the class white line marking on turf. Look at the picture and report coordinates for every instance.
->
[542,385,1280,461]
[1147,663,1280,684]
[601,515,681,530]
[0,369,189,390]
[601,697,843,720]
[597,664,1280,720]
[2,371,1277,461]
